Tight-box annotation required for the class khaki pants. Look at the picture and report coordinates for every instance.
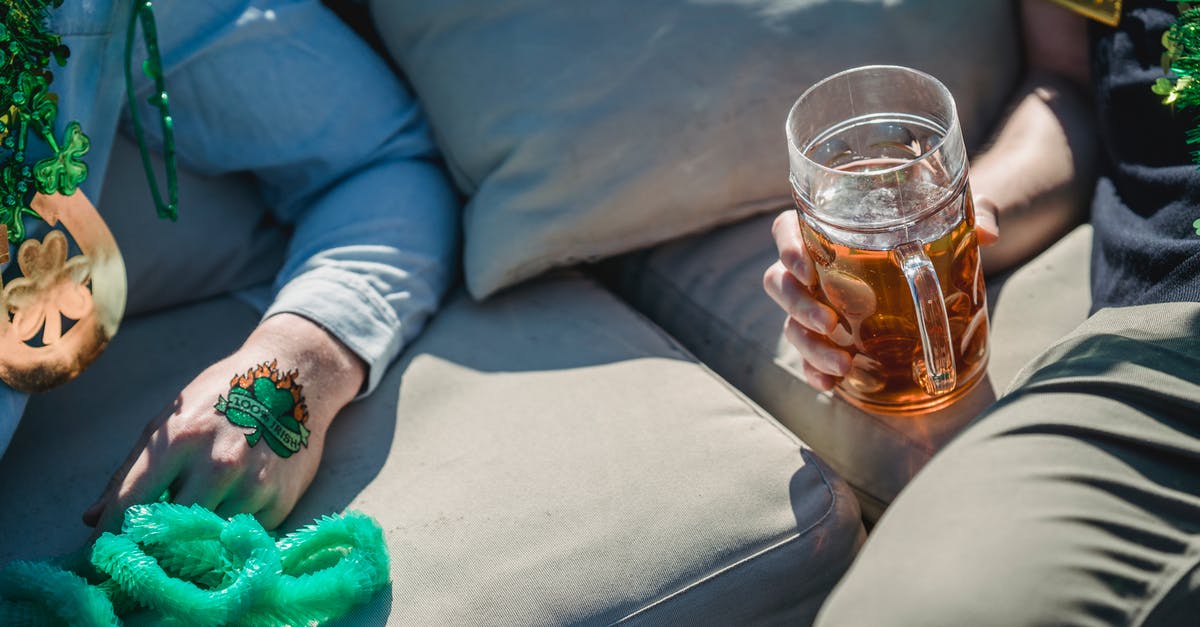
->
[817,302,1200,626]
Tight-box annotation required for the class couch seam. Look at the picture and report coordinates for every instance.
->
[637,260,941,456]
[482,195,791,300]
[608,457,846,625]
[602,259,937,499]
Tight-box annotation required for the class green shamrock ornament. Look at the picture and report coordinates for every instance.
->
[214,361,311,458]
[20,70,57,130]
[1193,218,1200,235]
[33,120,88,196]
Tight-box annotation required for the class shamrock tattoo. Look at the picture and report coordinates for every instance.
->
[214,361,311,458]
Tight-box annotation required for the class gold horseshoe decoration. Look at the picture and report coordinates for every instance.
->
[0,192,127,392]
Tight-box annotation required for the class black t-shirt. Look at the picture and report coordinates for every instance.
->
[1091,0,1200,310]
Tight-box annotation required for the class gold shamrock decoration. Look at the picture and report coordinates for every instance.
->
[3,229,93,344]
[0,192,126,393]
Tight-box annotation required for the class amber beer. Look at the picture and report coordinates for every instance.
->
[787,66,988,414]
[794,165,988,413]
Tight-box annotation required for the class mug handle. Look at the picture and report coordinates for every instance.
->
[893,242,956,396]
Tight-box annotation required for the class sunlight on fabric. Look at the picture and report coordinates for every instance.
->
[236,7,278,27]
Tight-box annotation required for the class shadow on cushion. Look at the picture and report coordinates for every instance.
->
[2,274,864,625]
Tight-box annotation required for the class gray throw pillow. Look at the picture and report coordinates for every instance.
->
[370,0,1020,299]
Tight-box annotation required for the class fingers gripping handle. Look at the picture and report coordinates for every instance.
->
[894,242,956,396]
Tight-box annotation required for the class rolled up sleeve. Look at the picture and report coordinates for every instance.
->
[128,0,460,394]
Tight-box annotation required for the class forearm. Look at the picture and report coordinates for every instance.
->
[971,71,1097,274]
[123,1,460,393]
[263,156,459,395]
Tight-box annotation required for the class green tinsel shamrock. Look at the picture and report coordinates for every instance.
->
[33,120,88,196]
[19,71,57,130]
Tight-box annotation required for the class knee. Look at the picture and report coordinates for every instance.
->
[816,568,998,627]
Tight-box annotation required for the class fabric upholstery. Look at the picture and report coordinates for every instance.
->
[607,217,1094,520]
[368,0,1021,299]
[0,275,865,625]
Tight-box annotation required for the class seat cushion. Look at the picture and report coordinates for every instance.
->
[0,274,864,625]
[605,218,1093,520]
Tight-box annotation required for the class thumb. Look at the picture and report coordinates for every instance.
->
[972,194,1000,247]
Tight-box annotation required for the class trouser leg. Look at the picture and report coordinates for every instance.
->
[816,302,1200,627]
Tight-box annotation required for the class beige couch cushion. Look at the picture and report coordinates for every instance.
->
[0,275,864,624]
[369,0,1021,299]
[607,218,1093,520]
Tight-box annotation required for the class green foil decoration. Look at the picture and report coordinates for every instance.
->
[0,0,83,245]
[1156,3,1200,149]
[1153,1,1200,233]
[0,0,179,248]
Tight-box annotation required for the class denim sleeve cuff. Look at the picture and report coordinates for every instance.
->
[262,266,402,397]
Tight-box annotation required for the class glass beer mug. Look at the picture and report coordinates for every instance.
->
[785,65,988,414]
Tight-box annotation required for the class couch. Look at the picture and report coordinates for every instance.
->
[0,1,1094,623]
[0,147,1093,627]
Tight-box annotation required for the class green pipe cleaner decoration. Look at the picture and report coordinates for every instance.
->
[0,503,391,626]
[0,561,118,626]
[1154,1,1200,234]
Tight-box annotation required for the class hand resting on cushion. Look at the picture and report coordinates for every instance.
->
[83,314,366,532]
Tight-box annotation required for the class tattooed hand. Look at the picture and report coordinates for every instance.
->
[83,313,366,532]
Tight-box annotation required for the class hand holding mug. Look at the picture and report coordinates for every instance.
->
[764,194,1000,392]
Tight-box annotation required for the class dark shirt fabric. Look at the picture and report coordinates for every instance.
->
[1091,0,1200,311]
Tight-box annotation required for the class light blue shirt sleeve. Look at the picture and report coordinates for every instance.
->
[0,0,451,456]
[124,1,460,394]
[0,386,29,461]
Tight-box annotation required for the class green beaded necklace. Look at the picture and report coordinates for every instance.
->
[125,0,177,221]
[0,0,177,247]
